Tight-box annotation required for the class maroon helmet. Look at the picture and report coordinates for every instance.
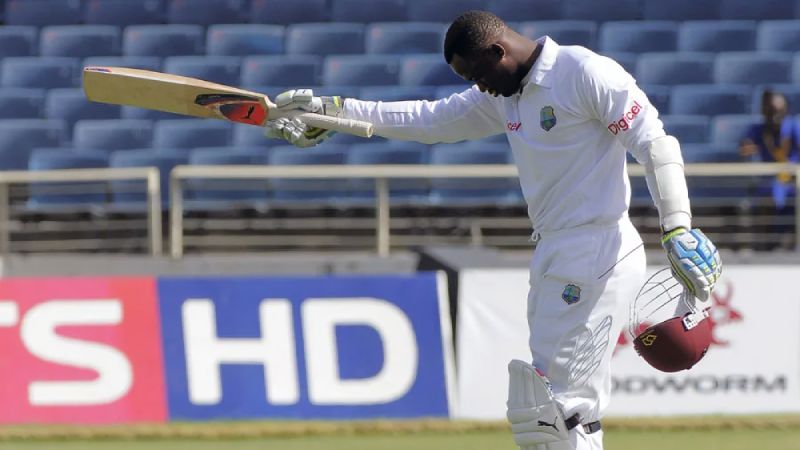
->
[630,268,713,372]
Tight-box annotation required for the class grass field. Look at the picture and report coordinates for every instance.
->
[2,429,800,450]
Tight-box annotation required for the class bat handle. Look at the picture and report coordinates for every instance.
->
[292,112,374,138]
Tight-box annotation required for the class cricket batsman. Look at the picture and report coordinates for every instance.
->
[264,10,722,450]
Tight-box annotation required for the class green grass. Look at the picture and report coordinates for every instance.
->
[1,429,799,450]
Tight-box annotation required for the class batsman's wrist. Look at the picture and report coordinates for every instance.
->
[319,96,345,117]
[660,227,688,245]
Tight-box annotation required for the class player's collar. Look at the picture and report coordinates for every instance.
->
[525,36,558,89]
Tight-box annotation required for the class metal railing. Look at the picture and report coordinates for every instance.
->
[0,167,162,255]
[170,162,800,259]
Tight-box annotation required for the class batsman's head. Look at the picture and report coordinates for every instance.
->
[444,10,534,98]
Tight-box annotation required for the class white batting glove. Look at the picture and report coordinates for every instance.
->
[263,116,335,148]
[661,227,722,302]
[273,88,345,117]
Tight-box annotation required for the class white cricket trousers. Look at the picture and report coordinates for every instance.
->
[527,217,646,450]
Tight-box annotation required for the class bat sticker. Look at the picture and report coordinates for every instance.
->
[194,93,267,125]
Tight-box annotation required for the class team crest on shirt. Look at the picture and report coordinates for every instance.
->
[540,105,556,131]
[562,284,581,304]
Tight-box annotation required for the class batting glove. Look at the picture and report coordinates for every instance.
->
[263,117,335,148]
[661,227,722,302]
[273,89,345,118]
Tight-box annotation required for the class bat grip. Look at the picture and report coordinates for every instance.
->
[292,112,374,138]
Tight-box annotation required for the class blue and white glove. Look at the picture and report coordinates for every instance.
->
[661,227,722,302]
[262,89,344,148]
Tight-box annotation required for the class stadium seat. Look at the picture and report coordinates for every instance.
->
[233,124,274,147]
[757,21,800,52]
[599,22,678,53]
[713,52,792,86]
[5,0,81,26]
[206,24,284,56]
[121,107,187,121]
[366,22,444,55]
[323,55,400,86]
[123,25,204,57]
[0,88,45,119]
[331,0,407,23]
[670,85,752,115]
[400,54,464,86]
[83,56,162,72]
[73,119,153,152]
[487,0,562,21]
[405,0,487,23]
[84,0,164,26]
[154,119,232,149]
[346,143,427,201]
[0,26,36,57]
[660,115,710,144]
[635,53,714,86]
[268,145,348,201]
[562,0,643,21]
[241,55,321,86]
[27,149,109,207]
[326,131,387,146]
[752,84,800,115]
[109,150,186,205]
[639,84,671,115]
[40,26,121,58]
[518,21,597,49]
[45,88,121,138]
[642,0,720,20]
[249,0,329,25]
[428,144,517,205]
[678,21,757,52]
[186,146,270,206]
[360,85,438,101]
[286,23,365,56]
[681,143,742,163]
[0,119,65,170]
[163,56,241,86]
[719,0,796,20]
[1,57,79,89]
[710,114,761,145]
[167,0,245,25]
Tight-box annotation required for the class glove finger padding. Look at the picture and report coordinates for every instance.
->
[263,117,334,148]
[661,228,722,303]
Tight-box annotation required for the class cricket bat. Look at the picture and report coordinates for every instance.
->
[82,66,374,138]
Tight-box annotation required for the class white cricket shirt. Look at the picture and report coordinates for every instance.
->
[343,37,666,233]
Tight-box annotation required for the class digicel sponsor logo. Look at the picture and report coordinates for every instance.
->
[607,101,643,135]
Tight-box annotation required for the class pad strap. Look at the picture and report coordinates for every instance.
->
[564,414,602,434]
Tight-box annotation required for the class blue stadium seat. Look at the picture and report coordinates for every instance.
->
[163,56,241,86]
[286,23,365,56]
[268,145,348,201]
[206,24,284,56]
[713,52,792,86]
[0,26,36,57]
[84,0,164,26]
[0,88,44,119]
[154,119,232,149]
[366,22,444,55]
[331,0,407,23]
[429,144,517,205]
[121,107,186,121]
[326,131,387,146]
[562,0,642,21]
[27,149,109,207]
[40,26,121,58]
[794,57,800,84]
[642,0,720,20]
[518,21,597,48]
[639,84,671,115]
[73,119,153,152]
[752,84,800,115]
[346,143,427,201]
[599,22,678,53]
[249,0,329,25]
[109,150,186,205]
[670,85,752,115]
[719,0,795,20]
[1,57,79,89]
[400,54,463,86]
[435,84,474,99]
[710,114,761,144]
[0,119,65,170]
[360,85,437,101]
[233,125,273,147]
[660,115,710,144]
[123,25,204,57]
[167,0,245,25]
[757,21,800,52]
[405,0,487,23]
[636,53,714,86]
[45,88,121,138]
[488,0,562,21]
[241,55,321,86]
[678,21,757,52]
[323,55,400,86]
[601,52,637,75]
[186,146,269,206]
[83,56,162,72]
[681,143,742,163]
[5,0,81,26]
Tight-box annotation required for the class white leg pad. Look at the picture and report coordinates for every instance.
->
[507,359,572,450]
